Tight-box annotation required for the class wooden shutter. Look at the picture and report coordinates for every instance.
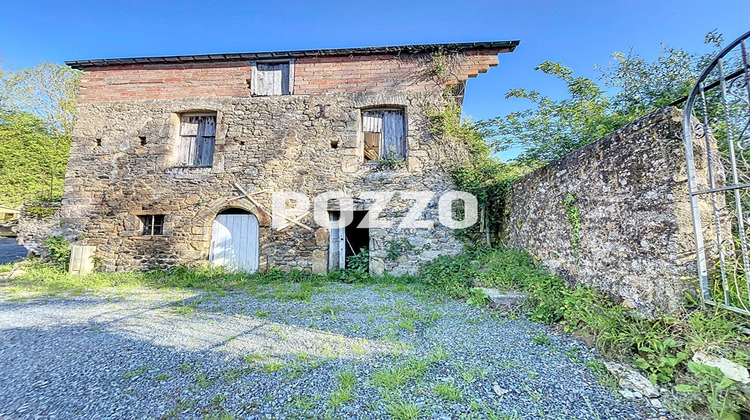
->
[256,63,290,95]
[179,115,215,167]
[195,116,215,167]
[381,111,406,159]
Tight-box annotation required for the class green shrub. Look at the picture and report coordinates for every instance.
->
[419,253,477,297]
[44,235,70,269]
[25,205,58,218]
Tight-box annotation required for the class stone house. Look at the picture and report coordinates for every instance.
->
[61,41,518,274]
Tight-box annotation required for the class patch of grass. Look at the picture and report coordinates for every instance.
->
[329,387,352,407]
[564,345,581,363]
[156,374,170,381]
[178,362,193,372]
[428,346,450,363]
[319,302,343,317]
[263,362,285,373]
[122,365,150,380]
[584,359,617,389]
[289,395,317,412]
[531,331,552,347]
[384,395,424,420]
[202,411,235,420]
[243,354,269,363]
[460,365,488,383]
[397,318,416,332]
[372,359,429,390]
[162,399,196,419]
[254,310,268,317]
[211,394,227,405]
[222,367,250,381]
[194,372,214,388]
[0,262,13,273]
[433,382,462,401]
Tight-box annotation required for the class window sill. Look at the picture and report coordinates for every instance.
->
[133,235,169,240]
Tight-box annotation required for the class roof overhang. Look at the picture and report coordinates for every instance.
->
[65,40,520,70]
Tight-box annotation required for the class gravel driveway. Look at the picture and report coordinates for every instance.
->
[0,237,26,265]
[0,282,673,419]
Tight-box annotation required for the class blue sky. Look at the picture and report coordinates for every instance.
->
[1,0,748,156]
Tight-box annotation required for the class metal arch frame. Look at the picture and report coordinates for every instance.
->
[683,29,750,315]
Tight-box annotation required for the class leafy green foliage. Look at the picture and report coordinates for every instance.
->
[418,253,476,297]
[563,194,581,254]
[466,288,489,307]
[599,30,724,119]
[0,62,79,206]
[484,32,724,166]
[25,204,58,218]
[386,239,416,261]
[425,101,531,244]
[0,111,70,206]
[633,338,689,384]
[44,235,70,269]
[676,361,745,420]
[0,62,80,137]
[482,61,628,165]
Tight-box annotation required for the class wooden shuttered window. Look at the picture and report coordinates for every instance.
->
[362,110,406,163]
[178,115,216,167]
[255,62,291,96]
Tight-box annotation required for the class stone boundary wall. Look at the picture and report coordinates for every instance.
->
[504,107,713,313]
[15,204,65,257]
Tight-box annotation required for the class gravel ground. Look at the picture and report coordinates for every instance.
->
[0,282,675,419]
[0,237,26,265]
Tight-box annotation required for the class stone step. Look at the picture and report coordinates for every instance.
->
[479,288,527,307]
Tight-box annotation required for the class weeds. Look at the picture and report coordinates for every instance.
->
[330,369,357,407]
[383,395,424,420]
[433,382,463,401]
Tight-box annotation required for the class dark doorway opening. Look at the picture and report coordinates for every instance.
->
[345,211,370,268]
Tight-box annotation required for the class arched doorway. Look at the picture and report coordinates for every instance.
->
[209,208,259,273]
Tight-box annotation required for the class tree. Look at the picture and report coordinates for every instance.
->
[0,62,80,137]
[0,62,79,206]
[485,31,724,166]
[600,30,724,120]
[0,110,70,206]
[481,61,628,165]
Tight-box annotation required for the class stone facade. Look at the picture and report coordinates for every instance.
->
[59,43,516,273]
[504,107,719,313]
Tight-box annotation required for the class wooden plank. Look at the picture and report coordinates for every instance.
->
[180,116,199,135]
[362,111,383,132]
[382,110,405,159]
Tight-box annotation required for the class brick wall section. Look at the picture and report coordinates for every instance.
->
[77,49,505,103]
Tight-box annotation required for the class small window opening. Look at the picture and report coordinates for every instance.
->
[96,138,102,147]
[331,139,339,149]
[361,109,406,163]
[239,141,245,146]
[139,215,165,236]
[139,136,147,146]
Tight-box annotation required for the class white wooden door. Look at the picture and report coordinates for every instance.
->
[329,213,346,270]
[210,213,259,273]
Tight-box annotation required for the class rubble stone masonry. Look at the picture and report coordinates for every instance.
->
[59,47,509,273]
